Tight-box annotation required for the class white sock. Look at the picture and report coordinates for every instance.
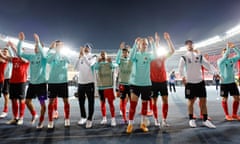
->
[103,117,107,120]
[129,120,133,124]
[141,115,146,123]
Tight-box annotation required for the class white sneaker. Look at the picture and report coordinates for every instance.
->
[0,112,7,118]
[36,122,44,129]
[189,119,197,128]
[100,117,107,125]
[162,119,170,127]
[78,118,87,125]
[31,115,39,125]
[17,118,24,125]
[202,120,216,129]
[6,119,17,125]
[65,119,70,127]
[111,118,117,127]
[48,121,54,129]
[86,120,93,128]
[154,119,161,127]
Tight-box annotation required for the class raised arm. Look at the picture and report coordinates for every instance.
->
[46,41,57,63]
[232,47,240,62]
[116,42,125,64]
[7,41,15,57]
[17,32,25,57]
[164,32,175,58]
[148,36,157,60]
[34,33,46,58]
[129,38,140,62]
[218,43,231,66]
[229,42,240,63]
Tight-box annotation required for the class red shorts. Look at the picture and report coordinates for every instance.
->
[98,88,115,101]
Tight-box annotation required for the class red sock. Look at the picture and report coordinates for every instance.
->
[232,100,239,116]
[141,101,148,116]
[54,98,58,111]
[108,98,115,118]
[12,100,18,119]
[64,103,70,119]
[222,101,229,116]
[48,103,53,121]
[19,101,25,119]
[3,105,8,113]
[39,115,44,123]
[129,101,137,120]
[149,100,153,111]
[30,110,37,117]
[101,101,106,117]
[152,103,158,119]
[162,103,168,119]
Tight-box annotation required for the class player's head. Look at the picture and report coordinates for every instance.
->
[55,40,64,52]
[139,38,148,52]
[100,51,107,60]
[185,40,194,51]
[84,43,92,54]
[34,42,44,53]
[122,48,129,58]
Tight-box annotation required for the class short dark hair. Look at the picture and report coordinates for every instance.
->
[55,40,62,43]
[122,48,129,53]
[185,40,193,45]
[84,43,93,49]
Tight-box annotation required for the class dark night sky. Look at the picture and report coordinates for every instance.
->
[0,0,240,51]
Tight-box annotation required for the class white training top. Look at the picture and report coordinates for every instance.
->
[74,53,96,84]
[178,51,216,83]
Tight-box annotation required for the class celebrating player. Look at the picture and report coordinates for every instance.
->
[218,42,240,120]
[126,36,156,133]
[115,42,132,123]
[179,40,217,128]
[150,32,175,127]
[47,40,70,128]
[6,40,30,125]
[75,44,96,128]
[92,51,117,126]
[17,32,48,128]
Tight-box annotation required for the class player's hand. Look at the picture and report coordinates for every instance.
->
[33,33,40,42]
[227,42,235,48]
[135,37,141,44]
[164,32,171,40]
[148,36,154,44]
[155,32,160,42]
[120,42,125,49]
[7,41,14,48]
[18,32,25,41]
